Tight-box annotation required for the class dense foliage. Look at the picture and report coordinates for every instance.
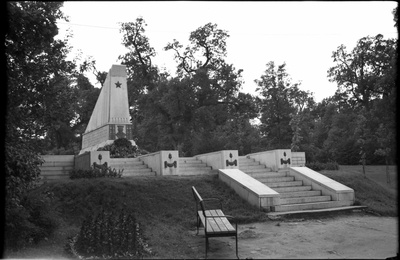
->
[97,138,142,158]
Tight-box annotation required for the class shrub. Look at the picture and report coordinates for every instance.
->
[4,190,60,249]
[98,138,141,158]
[69,166,123,179]
[5,140,48,249]
[65,210,152,259]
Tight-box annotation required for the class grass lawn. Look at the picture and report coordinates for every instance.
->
[4,165,397,259]
[4,174,267,259]
[320,165,397,216]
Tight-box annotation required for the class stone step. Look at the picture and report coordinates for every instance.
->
[180,169,214,175]
[180,164,210,169]
[242,168,273,174]
[272,185,312,193]
[40,166,74,171]
[279,195,332,205]
[279,190,322,198]
[179,158,203,164]
[264,181,303,188]
[247,172,287,178]
[109,163,147,169]
[272,201,352,212]
[41,162,74,167]
[257,176,295,183]
[110,158,141,162]
[238,156,252,161]
[239,164,267,170]
[239,160,259,165]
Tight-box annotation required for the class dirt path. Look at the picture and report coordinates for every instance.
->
[189,212,398,259]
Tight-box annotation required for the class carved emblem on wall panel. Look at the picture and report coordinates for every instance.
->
[226,152,237,167]
[164,153,177,168]
[280,152,291,166]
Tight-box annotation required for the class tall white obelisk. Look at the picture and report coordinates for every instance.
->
[79,64,135,154]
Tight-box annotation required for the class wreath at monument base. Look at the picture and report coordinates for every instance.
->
[97,138,141,158]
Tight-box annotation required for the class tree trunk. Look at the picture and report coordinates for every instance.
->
[362,161,366,178]
[386,157,390,184]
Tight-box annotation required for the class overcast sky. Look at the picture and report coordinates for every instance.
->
[56,1,398,102]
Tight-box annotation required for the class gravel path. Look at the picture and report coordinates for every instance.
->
[190,212,398,259]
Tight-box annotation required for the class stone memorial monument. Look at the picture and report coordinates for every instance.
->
[79,64,135,154]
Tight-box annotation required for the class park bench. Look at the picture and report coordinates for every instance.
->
[191,186,238,259]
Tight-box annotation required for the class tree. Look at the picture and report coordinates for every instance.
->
[165,22,229,76]
[374,123,394,183]
[6,1,76,145]
[5,1,75,247]
[327,34,397,111]
[255,62,298,149]
[70,74,101,149]
[118,17,161,136]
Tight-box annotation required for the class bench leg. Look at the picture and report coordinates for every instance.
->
[196,215,200,235]
[205,236,209,259]
[236,234,238,259]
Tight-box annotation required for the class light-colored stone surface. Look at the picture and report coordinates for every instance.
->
[246,149,292,171]
[292,151,306,166]
[39,155,75,181]
[138,150,179,176]
[196,150,239,170]
[218,169,280,209]
[289,167,355,203]
[85,65,130,133]
[80,64,135,153]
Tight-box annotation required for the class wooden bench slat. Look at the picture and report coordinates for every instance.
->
[205,211,220,233]
[206,210,226,233]
[211,209,235,232]
[209,210,230,233]
[199,210,235,234]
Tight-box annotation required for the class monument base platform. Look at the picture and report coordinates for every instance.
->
[79,139,136,155]
[80,123,135,154]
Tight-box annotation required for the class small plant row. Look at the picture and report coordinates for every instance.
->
[65,209,152,259]
[69,166,124,179]
[305,161,339,171]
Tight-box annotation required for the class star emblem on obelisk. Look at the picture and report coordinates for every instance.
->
[115,81,122,88]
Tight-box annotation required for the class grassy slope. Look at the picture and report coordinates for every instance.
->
[7,174,266,259]
[320,165,397,216]
[5,165,397,258]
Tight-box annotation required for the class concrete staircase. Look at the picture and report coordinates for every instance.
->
[239,156,344,212]
[108,158,155,176]
[108,157,214,176]
[179,157,214,175]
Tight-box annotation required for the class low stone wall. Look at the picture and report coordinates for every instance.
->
[292,152,306,167]
[39,155,75,181]
[196,150,239,170]
[218,169,280,211]
[75,151,110,170]
[138,150,179,175]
